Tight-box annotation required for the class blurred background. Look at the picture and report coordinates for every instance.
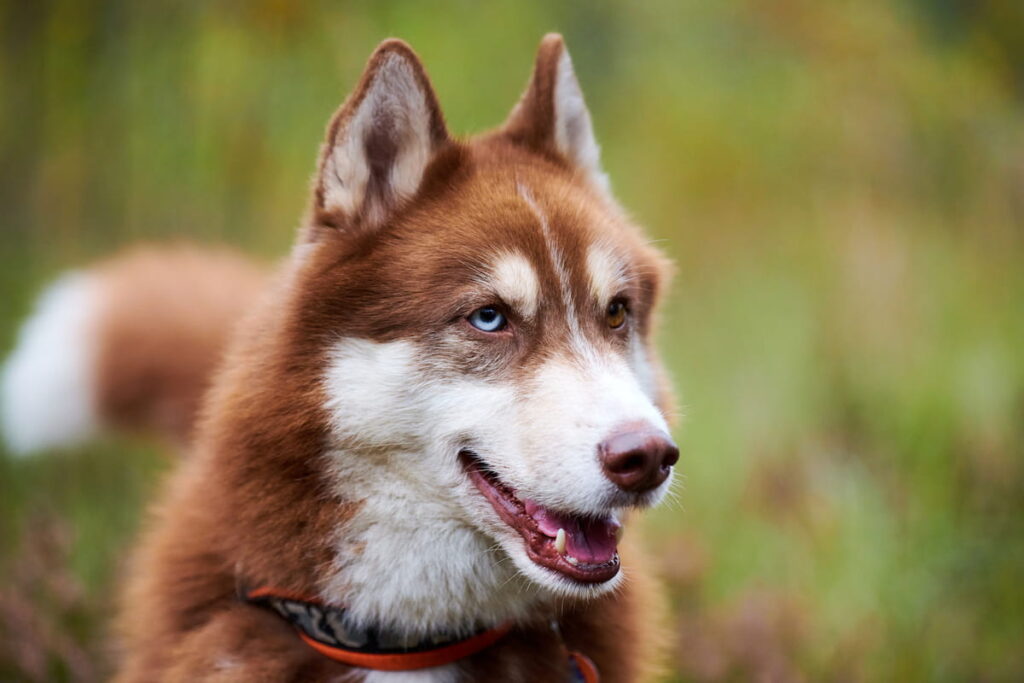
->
[1,0,1022,680]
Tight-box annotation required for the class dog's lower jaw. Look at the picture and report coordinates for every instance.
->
[494,535,626,601]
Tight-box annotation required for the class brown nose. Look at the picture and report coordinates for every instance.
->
[599,428,679,493]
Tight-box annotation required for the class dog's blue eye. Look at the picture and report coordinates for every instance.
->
[468,307,506,333]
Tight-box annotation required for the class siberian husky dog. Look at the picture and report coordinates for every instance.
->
[3,35,678,682]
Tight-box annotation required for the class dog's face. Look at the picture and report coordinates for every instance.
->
[289,36,676,630]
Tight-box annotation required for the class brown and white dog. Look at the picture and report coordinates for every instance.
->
[2,35,678,682]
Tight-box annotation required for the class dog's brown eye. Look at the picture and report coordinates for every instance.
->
[606,301,627,329]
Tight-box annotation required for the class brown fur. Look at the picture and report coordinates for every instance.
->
[93,246,268,446]
[109,36,673,682]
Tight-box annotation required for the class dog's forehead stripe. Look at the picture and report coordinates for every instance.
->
[488,252,540,319]
[516,182,586,348]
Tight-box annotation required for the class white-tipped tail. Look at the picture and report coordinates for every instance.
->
[2,272,100,456]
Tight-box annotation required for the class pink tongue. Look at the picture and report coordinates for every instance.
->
[524,500,620,564]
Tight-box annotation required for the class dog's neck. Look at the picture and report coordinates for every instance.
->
[316,446,554,640]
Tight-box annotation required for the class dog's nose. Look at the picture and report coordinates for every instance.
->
[598,427,678,493]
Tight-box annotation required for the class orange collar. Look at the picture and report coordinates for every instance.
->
[242,585,600,680]
[241,585,511,672]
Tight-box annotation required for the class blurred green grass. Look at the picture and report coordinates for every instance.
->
[1,0,1022,680]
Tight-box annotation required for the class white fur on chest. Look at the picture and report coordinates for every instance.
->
[321,449,542,638]
[359,665,460,683]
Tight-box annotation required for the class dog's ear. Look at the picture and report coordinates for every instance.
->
[503,34,607,191]
[313,40,449,230]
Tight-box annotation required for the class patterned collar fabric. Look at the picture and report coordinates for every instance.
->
[240,585,599,680]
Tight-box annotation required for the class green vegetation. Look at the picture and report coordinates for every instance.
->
[2,1,1022,680]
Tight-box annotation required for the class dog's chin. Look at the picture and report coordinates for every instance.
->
[459,450,633,598]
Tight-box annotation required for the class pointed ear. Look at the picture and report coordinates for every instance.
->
[313,39,449,230]
[503,34,608,191]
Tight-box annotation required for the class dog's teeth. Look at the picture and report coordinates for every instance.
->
[555,528,566,555]
[566,555,579,566]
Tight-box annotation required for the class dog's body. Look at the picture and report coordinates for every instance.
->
[3,36,677,681]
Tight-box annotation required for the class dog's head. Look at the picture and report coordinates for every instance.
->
[289,36,676,614]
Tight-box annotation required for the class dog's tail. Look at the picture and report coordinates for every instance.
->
[1,245,268,455]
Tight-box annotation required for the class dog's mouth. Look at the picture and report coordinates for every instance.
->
[459,450,620,584]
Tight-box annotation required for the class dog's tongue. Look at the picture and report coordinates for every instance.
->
[524,500,620,564]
